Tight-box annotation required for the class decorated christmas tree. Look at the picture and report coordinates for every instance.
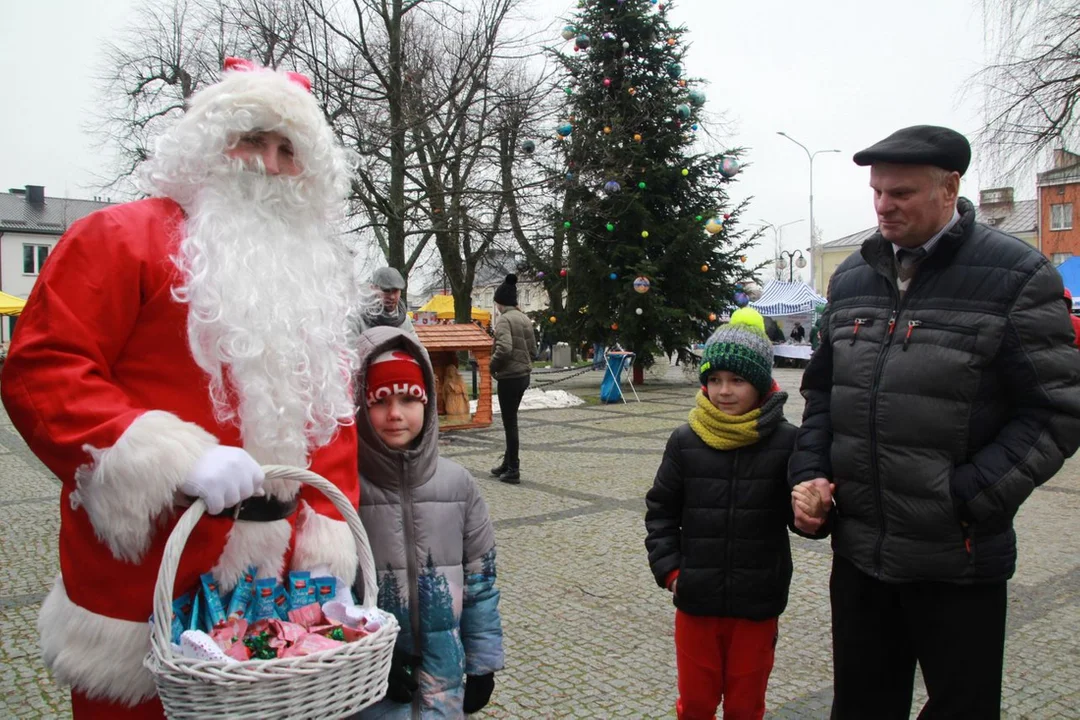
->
[549,0,756,381]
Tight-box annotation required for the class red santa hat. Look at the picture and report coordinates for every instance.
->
[365,350,428,408]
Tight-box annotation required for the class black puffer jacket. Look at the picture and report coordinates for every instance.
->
[645,396,799,620]
[791,198,1080,584]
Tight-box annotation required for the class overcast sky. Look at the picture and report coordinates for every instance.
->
[1,0,1000,273]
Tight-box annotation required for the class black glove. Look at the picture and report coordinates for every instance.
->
[462,672,495,714]
[386,646,422,704]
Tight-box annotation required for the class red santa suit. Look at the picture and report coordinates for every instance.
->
[1,196,359,715]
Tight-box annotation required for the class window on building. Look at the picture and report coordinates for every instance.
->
[22,244,50,274]
[1051,203,1074,231]
[1052,252,1073,266]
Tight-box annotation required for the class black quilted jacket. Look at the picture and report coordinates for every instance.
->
[790,198,1080,583]
[645,394,802,620]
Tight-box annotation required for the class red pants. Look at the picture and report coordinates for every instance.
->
[71,691,164,719]
[674,610,778,720]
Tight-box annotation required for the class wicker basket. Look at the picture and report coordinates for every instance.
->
[144,465,399,719]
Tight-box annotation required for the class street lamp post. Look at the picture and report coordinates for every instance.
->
[777,249,806,283]
[756,219,804,280]
[776,132,840,292]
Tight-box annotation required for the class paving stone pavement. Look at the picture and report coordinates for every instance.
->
[1,365,1078,718]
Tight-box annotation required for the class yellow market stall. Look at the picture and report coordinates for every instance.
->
[413,294,491,327]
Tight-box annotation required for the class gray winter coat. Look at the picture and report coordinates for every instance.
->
[353,327,503,719]
[791,198,1080,583]
[490,307,535,380]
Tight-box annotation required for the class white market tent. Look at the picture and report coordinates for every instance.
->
[751,280,826,317]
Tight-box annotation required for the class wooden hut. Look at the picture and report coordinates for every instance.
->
[414,323,493,431]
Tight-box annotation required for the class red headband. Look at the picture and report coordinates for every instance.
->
[223,57,312,93]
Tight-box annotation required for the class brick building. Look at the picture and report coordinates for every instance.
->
[1038,149,1080,266]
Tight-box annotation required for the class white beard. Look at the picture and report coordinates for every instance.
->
[172,165,357,477]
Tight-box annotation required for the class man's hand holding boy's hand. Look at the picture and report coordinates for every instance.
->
[792,478,835,534]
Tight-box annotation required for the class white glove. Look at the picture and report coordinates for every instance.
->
[180,446,265,515]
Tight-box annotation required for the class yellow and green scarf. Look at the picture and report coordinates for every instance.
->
[688,389,788,450]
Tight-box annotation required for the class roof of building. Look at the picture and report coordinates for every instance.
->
[1037,160,1080,186]
[821,198,1039,249]
[0,191,113,235]
[414,323,494,353]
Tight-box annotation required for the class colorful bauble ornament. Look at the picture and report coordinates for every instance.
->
[628,87,637,96]
[565,172,575,181]
[705,218,723,235]
[723,213,731,220]
[611,322,619,330]
[678,79,687,88]
[550,316,557,323]
[563,221,572,229]
[633,276,651,293]
[691,123,699,131]
[622,40,630,49]
[603,77,612,87]
[606,222,615,232]
[564,86,573,95]
[681,168,689,176]
[720,156,742,178]
[575,34,590,49]
[637,181,646,189]
[740,256,747,263]
[560,268,568,277]
[668,63,682,79]
[689,89,706,106]
[667,37,676,45]
[520,139,535,154]
[633,133,643,142]
[635,308,643,315]
[602,31,616,40]
[603,126,612,134]
[557,123,573,137]
[701,264,710,272]
[604,180,621,193]
[641,230,650,238]
[709,313,717,322]
[676,103,691,120]
[561,26,575,40]
[733,291,750,307]
[608,272,618,280]
[537,271,545,278]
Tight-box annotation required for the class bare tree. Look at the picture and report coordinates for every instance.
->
[974,0,1080,175]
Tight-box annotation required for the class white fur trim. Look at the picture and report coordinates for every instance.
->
[72,411,218,563]
[290,501,357,586]
[211,519,293,592]
[38,576,157,706]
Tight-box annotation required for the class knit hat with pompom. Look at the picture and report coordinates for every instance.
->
[698,307,774,396]
[493,273,518,306]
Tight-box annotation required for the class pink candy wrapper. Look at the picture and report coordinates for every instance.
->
[209,618,249,652]
[279,632,344,658]
[287,602,324,629]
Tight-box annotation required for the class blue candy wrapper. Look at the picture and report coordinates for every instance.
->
[313,577,336,606]
[288,571,313,609]
[200,573,227,628]
[251,578,278,621]
[226,566,257,620]
[170,592,196,644]
[273,583,290,621]
[188,592,202,632]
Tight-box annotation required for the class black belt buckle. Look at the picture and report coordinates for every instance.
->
[214,495,299,522]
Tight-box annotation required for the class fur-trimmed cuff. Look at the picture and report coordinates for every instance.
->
[290,501,357,586]
[72,411,218,563]
[38,576,157,706]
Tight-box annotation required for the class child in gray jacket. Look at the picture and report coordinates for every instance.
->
[353,326,503,719]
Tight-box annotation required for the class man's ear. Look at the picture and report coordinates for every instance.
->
[945,171,961,203]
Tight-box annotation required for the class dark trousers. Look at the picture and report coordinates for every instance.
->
[830,555,1007,720]
[496,375,529,467]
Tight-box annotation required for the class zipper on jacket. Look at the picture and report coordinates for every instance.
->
[868,301,902,577]
[902,320,977,351]
[725,449,739,617]
[849,318,871,345]
[398,455,423,719]
[902,320,921,351]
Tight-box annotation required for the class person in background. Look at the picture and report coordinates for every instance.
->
[791,124,1080,719]
[357,267,416,335]
[1063,289,1080,349]
[489,274,536,484]
[789,321,806,343]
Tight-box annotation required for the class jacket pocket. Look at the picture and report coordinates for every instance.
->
[832,317,874,346]
[901,320,978,352]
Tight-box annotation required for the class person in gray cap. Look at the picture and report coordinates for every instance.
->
[788,125,1080,718]
[357,266,416,335]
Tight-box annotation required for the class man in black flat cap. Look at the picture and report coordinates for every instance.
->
[357,266,416,335]
[788,125,1080,718]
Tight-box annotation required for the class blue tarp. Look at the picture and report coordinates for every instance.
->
[600,352,634,403]
[1057,257,1080,297]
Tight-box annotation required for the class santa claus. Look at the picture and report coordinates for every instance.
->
[1,60,362,718]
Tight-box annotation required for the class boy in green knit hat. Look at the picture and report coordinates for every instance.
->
[645,307,830,720]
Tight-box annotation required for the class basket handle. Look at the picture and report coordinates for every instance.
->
[150,465,377,658]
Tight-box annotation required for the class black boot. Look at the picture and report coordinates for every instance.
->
[490,458,508,477]
[499,467,520,484]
